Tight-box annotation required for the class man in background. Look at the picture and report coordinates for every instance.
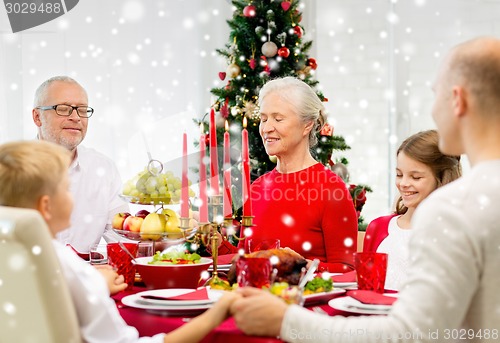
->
[32,76,129,254]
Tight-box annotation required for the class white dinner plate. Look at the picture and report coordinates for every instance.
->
[320,273,357,288]
[133,288,222,306]
[122,288,224,315]
[332,281,357,288]
[328,296,392,315]
[208,264,232,272]
[303,288,346,306]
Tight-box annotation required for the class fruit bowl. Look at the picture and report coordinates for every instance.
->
[120,194,176,205]
[121,167,194,206]
[112,228,197,243]
[134,256,213,289]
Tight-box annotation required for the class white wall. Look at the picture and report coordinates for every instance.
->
[1,0,500,223]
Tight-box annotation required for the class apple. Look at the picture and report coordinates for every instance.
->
[112,212,131,230]
[135,209,150,219]
[123,215,143,233]
[140,213,167,240]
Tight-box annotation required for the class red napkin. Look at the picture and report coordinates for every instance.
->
[347,290,397,305]
[217,253,236,265]
[331,270,357,282]
[141,288,209,301]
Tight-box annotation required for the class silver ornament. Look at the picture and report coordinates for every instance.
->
[261,41,278,57]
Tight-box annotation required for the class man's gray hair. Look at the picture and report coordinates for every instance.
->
[33,76,84,107]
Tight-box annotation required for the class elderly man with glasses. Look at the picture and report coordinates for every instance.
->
[32,76,129,255]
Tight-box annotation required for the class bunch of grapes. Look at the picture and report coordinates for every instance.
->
[122,168,195,205]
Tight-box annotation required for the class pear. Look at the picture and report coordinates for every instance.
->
[162,209,183,239]
[140,212,167,240]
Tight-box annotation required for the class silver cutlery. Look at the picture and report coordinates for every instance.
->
[298,259,320,289]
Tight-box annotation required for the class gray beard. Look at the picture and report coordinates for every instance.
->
[39,127,82,152]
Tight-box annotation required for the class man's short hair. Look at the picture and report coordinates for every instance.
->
[33,76,84,107]
[452,39,500,113]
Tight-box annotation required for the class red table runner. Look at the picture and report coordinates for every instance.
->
[114,286,360,343]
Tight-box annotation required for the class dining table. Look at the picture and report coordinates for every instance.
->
[113,285,365,343]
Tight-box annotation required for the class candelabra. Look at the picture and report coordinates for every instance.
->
[178,194,251,287]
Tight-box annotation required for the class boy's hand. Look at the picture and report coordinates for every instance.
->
[94,265,128,295]
[230,287,287,336]
[204,291,241,326]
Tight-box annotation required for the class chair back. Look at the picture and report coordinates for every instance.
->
[0,206,81,343]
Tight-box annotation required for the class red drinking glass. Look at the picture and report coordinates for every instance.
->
[246,239,280,253]
[236,256,272,289]
[354,252,388,293]
[107,242,139,290]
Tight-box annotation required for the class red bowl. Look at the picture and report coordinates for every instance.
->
[134,256,213,289]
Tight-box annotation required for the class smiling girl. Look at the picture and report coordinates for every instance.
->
[363,130,461,290]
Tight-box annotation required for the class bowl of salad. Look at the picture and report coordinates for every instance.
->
[135,250,213,289]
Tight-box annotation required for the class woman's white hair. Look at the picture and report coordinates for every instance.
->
[258,76,326,147]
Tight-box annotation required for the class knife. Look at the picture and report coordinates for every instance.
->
[298,259,320,289]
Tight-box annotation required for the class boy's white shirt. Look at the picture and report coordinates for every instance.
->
[52,240,164,343]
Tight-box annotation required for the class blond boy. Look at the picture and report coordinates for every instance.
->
[0,140,237,343]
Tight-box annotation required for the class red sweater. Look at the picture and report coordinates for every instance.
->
[220,163,357,272]
[363,214,398,252]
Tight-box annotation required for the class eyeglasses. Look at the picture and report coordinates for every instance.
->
[36,104,94,118]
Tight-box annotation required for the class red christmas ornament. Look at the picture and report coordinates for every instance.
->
[260,56,270,73]
[218,72,226,80]
[243,5,256,17]
[281,1,291,11]
[295,10,302,22]
[320,123,334,136]
[260,55,268,67]
[225,80,231,90]
[220,108,228,119]
[220,98,230,119]
[307,57,317,70]
[293,25,303,38]
[249,58,256,70]
[277,46,290,58]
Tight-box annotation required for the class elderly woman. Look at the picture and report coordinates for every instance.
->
[242,77,357,273]
[218,78,357,272]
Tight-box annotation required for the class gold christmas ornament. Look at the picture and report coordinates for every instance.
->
[227,63,241,78]
[269,155,278,163]
[242,100,258,118]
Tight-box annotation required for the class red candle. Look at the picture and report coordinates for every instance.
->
[209,108,220,195]
[199,124,209,223]
[242,117,252,217]
[181,132,189,218]
[223,121,232,218]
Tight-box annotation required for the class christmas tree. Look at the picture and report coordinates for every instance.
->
[207,0,370,229]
